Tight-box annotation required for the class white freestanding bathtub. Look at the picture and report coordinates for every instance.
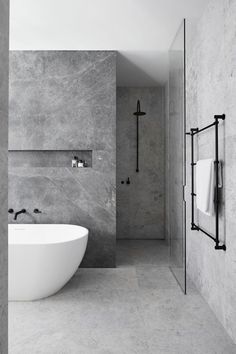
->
[8,224,88,301]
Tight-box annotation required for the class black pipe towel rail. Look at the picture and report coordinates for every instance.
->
[186,114,226,251]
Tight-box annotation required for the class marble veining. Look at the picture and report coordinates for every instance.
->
[9,51,116,267]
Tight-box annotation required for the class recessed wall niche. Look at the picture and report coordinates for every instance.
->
[8,150,92,168]
[8,50,116,267]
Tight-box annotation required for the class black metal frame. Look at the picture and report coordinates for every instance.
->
[186,114,226,251]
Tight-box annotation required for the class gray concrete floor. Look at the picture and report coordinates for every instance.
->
[9,240,236,353]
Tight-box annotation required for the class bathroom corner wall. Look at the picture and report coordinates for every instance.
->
[164,83,170,244]
[186,0,236,343]
[117,87,165,239]
[0,0,9,351]
[8,51,116,267]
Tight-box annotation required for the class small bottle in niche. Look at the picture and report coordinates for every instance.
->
[72,156,78,168]
[77,160,84,168]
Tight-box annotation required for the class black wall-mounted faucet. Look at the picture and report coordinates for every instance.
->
[14,209,26,220]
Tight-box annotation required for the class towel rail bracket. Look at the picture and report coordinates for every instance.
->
[186,114,226,251]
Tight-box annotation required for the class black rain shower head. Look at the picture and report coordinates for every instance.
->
[133,99,146,117]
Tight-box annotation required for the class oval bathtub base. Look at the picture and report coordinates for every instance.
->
[8,224,88,301]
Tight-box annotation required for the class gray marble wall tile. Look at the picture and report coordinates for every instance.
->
[9,51,116,151]
[9,51,116,267]
[117,87,165,239]
[0,0,9,352]
[185,0,236,344]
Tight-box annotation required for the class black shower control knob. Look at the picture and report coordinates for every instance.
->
[8,208,14,214]
[121,181,124,184]
[34,208,42,214]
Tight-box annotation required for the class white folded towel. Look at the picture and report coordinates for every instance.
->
[196,159,215,216]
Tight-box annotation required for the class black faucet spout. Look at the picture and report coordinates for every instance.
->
[14,209,26,220]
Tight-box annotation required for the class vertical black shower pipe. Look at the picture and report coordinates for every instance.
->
[136,100,141,172]
[136,114,139,172]
[134,100,145,173]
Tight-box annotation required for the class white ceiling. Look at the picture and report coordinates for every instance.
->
[10,0,208,86]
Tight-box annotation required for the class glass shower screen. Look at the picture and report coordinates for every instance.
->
[168,19,186,293]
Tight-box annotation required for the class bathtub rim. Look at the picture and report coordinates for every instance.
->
[8,224,89,245]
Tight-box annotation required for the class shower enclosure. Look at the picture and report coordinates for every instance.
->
[168,19,186,293]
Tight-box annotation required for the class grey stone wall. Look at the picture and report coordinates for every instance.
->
[186,0,236,343]
[0,0,9,351]
[164,83,170,244]
[9,51,116,267]
[117,87,165,239]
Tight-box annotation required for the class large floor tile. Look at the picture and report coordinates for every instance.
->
[136,266,178,290]
[138,288,236,353]
[9,287,149,354]
[9,240,236,354]
[73,267,139,291]
[117,240,169,267]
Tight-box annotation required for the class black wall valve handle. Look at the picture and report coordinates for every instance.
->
[34,208,42,214]
[8,209,14,214]
[121,178,131,185]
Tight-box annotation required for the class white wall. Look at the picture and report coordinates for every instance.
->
[9,0,208,86]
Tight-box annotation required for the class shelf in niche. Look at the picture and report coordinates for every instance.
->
[8,150,92,168]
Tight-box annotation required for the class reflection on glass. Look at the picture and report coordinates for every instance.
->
[168,19,186,293]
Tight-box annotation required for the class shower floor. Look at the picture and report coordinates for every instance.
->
[9,240,236,353]
[117,239,169,267]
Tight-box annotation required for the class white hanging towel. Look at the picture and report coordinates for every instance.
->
[196,159,215,216]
